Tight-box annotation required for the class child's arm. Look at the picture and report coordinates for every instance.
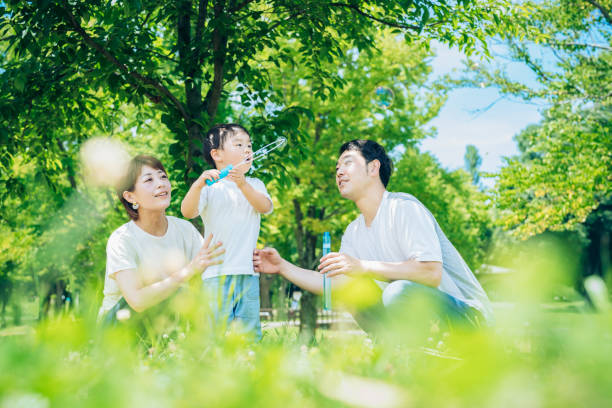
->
[181,169,220,219]
[228,169,272,214]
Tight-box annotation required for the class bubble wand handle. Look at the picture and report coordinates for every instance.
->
[322,231,332,311]
[205,137,287,186]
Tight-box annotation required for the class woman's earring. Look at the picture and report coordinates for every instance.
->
[132,203,139,210]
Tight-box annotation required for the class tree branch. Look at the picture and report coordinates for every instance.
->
[230,0,255,12]
[195,0,208,65]
[584,0,612,25]
[548,40,611,51]
[64,8,189,121]
[329,2,420,31]
[205,0,229,120]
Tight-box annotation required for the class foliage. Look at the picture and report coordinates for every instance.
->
[452,0,611,238]
[495,105,611,238]
[463,144,482,186]
[0,0,511,194]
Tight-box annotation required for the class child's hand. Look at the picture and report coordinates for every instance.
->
[227,168,247,188]
[197,169,221,187]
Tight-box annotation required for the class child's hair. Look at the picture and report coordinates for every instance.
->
[117,155,167,220]
[203,124,250,168]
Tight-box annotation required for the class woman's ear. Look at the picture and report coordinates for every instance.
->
[122,190,134,205]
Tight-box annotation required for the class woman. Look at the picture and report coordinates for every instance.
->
[99,155,224,322]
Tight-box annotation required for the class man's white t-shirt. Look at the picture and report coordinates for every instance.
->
[340,191,493,323]
[99,216,204,317]
[198,176,272,280]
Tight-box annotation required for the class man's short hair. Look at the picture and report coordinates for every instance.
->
[203,124,250,168]
[339,140,393,187]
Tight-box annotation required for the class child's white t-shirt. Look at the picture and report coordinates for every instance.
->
[339,191,493,323]
[99,216,204,317]
[198,176,272,280]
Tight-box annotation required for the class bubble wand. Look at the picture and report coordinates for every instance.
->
[206,137,287,186]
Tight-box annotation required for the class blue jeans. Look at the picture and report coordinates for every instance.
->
[355,280,483,333]
[204,275,261,340]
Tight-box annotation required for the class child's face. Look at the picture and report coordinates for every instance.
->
[217,131,253,171]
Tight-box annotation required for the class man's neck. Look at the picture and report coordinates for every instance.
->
[354,185,386,227]
[135,211,168,236]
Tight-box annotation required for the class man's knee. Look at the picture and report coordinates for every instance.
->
[382,280,421,307]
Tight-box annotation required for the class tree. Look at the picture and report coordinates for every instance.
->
[1,0,509,190]
[454,0,611,285]
[1,0,509,328]
[464,144,482,186]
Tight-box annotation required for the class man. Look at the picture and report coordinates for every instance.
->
[253,140,493,331]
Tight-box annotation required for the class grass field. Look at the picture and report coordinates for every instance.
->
[1,294,611,407]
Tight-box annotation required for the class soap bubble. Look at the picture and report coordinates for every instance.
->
[373,86,394,109]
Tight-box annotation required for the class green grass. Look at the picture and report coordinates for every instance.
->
[1,296,611,407]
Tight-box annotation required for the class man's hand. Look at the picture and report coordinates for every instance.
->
[196,169,221,188]
[253,247,282,274]
[317,252,365,277]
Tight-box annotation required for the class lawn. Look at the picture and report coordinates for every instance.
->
[1,297,611,407]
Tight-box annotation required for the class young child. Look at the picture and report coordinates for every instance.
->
[181,124,273,340]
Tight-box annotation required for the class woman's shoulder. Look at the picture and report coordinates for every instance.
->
[107,221,135,249]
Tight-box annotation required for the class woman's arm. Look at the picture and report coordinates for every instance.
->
[114,235,224,312]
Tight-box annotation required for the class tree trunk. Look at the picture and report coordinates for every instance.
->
[259,274,272,309]
[298,220,319,342]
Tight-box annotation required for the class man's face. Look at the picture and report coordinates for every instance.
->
[336,150,370,200]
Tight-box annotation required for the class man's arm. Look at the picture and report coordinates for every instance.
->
[253,248,349,294]
[318,252,442,288]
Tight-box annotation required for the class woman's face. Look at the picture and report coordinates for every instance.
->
[126,165,171,213]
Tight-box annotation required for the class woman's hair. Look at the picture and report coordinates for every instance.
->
[117,155,167,221]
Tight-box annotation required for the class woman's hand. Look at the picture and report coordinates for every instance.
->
[190,233,224,275]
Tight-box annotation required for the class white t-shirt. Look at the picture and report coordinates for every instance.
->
[198,176,272,279]
[98,216,204,316]
[340,191,493,323]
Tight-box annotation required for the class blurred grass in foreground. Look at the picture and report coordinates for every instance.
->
[2,238,611,407]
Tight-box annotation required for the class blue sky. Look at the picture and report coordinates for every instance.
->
[420,42,544,186]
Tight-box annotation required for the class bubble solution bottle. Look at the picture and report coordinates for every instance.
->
[322,231,332,311]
